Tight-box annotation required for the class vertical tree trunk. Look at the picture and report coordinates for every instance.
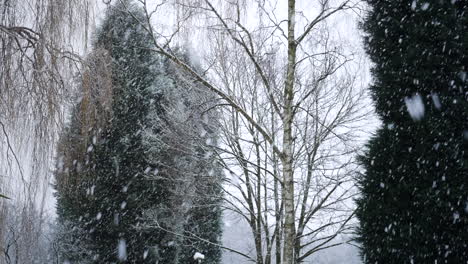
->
[282,0,297,263]
[272,108,282,264]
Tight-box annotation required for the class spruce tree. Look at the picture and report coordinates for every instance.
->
[356,1,468,263]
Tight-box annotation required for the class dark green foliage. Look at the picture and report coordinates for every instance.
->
[141,55,223,264]
[356,1,468,263]
[54,96,106,262]
[82,2,165,262]
[54,1,223,263]
[55,1,165,260]
[184,180,223,264]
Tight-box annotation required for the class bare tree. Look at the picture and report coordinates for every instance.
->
[212,22,367,263]
[0,0,95,262]
[0,203,56,264]
[114,0,369,263]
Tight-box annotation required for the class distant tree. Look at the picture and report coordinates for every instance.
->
[356,1,468,263]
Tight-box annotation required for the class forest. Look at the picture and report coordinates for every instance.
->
[0,0,466,263]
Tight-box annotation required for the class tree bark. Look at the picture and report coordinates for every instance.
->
[282,0,297,263]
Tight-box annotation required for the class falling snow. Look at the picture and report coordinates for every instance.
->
[404,93,425,121]
[117,239,127,261]
[194,252,205,261]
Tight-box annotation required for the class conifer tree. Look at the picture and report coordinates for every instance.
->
[54,47,114,262]
[142,55,223,264]
[83,2,166,262]
[356,1,468,263]
[55,2,167,262]
[54,1,223,263]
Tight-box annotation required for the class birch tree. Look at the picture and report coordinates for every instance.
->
[209,15,368,262]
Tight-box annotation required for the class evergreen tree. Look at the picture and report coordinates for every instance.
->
[142,55,223,264]
[55,2,166,262]
[54,47,114,263]
[356,1,468,263]
[54,2,223,263]
[80,2,167,262]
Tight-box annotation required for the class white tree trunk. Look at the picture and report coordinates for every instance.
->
[282,1,297,262]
